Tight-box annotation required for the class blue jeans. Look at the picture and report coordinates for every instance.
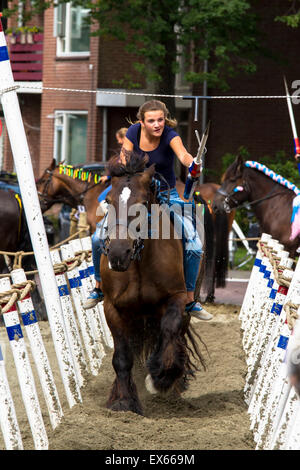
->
[92,188,203,291]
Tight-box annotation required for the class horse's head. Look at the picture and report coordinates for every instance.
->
[212,155,249,213]
[36,159,78,212]
[103,153,155,272]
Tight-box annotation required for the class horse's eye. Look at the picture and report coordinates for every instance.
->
[105,197,111,204]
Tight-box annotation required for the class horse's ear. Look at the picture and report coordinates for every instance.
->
[235,155,244,175]
[50,159,57,170]
[143,163,156,181]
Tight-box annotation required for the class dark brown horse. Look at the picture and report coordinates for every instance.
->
[212,155,300,257]
[0,188,29,272]
[36,159,109,232]
[100,153,206,415]
[36,160,218,302]
[0,188,47,320]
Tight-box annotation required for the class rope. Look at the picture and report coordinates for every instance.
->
[257,240,293,288]
[257,239,299,329]
[0,247,91,315]
[0,228,90,278]
[284,302,299,330]
[0,214,92,317]
[230,237,260,242]
[10,84,297,100]
[0,279,36,315]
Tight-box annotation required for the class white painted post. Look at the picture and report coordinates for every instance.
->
[246,249,289,370]
[239,233,271,331]
[70,237,113,349]
[0,17,81,409]
[10,268,64,429]
[0,343,23,449]
[245,259,293,417]
[242,237,277,357]
[50,249,88,388]
[60,243,104,375]
[0,277,48,449]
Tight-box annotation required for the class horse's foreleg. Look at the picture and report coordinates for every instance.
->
[105,303,143,415]
[147,294,186,393]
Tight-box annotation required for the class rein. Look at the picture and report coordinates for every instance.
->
[217,171,287,212]
[100,171,167,263]
[235,185,285,210]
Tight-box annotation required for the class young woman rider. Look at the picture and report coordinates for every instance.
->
[84,101,212,321]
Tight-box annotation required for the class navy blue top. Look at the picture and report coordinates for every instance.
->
[126,123,178,190]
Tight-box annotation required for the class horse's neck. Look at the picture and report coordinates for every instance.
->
[246,169,278,201]
[56,173,88,200]
[246,169,291,226]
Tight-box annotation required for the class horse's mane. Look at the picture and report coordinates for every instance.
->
[245,160,300,196]
[108,151,149,177]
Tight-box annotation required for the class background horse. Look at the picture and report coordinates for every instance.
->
[176,179,233,301]
[100,153,206,415]
[213,155,300,258]
[0,188,48,321]
[36,159,109,232]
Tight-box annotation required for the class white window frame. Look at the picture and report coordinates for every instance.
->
[54,2,90,58]
[53,110,88,164]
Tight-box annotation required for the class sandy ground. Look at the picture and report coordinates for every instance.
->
[0,301,255,451]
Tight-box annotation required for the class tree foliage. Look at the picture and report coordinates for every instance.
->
[275,0,300,28]
[3,0,259,94]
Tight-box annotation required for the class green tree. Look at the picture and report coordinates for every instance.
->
[4,0,259,112]
[275,0,300,28]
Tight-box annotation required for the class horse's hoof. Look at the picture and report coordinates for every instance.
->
[107,399,143,416]
[145,374,158,394]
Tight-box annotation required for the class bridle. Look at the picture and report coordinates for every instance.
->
[37,168,78,207]
[100,215,145,261]
[99,172,164,262]
[100,173,149,262]
[216,179,251,212]
[216,178,285,213]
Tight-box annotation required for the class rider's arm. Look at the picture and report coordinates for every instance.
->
[170,135,202,179]
[169,136,194,167]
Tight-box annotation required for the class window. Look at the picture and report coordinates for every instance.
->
[54,111,88,165]
[55,2,90,56]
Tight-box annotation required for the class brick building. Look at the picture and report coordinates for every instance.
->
[1,0,300,183]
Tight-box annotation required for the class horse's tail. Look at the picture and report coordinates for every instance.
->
[214,211,229,288]
[174,317,208,393]
[194,193,215,303]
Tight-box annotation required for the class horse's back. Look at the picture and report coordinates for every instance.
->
[0,189,20,251]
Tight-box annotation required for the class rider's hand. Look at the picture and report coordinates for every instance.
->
[295,154,300,162]
[188,158,202,179]
[99,175,109,183]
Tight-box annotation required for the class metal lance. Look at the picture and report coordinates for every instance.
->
[184,121,210,200]
[284,77,300,157]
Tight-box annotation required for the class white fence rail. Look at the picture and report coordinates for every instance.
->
[0,235,112,450]
[240,232,300,449]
